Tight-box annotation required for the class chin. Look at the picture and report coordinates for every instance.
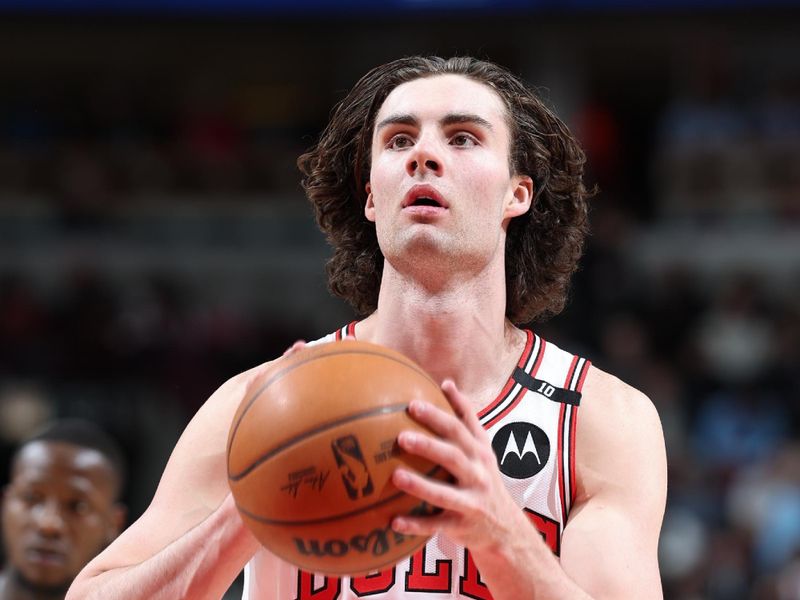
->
[15,569,72,596]
[397,228,454,257]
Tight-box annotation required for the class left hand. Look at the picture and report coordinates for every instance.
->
[391,380,529,552]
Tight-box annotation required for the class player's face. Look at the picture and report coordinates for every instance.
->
[1,441,123,592]
[367,74,532,274]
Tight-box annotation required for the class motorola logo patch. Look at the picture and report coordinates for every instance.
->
[491,422,550,479]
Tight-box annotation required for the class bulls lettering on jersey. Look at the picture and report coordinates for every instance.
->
[242,325,591,599]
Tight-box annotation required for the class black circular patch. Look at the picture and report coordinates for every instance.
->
[491,422,550,479]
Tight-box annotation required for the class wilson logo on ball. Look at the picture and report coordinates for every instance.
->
[293,523,402,559]
[292,501,439,559]
[331,435,374,500]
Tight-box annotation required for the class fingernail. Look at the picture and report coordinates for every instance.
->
[409,399,425,415]
[394,469,409,485]
[399,431,416,448]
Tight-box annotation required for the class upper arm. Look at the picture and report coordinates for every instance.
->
[75,362,273,579]
[560,368,667,599]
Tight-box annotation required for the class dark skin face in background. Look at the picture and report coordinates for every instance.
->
[0,441,125,599]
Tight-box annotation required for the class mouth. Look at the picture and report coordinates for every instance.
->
[26,546,67,566]
[410,197,442,207]
[403,185,449,210]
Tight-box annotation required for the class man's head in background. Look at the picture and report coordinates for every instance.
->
[1,419,126,597]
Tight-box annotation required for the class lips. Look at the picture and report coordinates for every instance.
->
[26,545,68,566]
[403,184,449,209]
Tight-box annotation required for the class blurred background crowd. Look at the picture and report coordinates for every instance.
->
[0,2,798,598]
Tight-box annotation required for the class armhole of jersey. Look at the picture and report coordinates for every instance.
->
[570,359,591,509]
[241,562,251,600]
[560,356,592,524]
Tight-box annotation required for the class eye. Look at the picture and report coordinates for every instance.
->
[451,133,477,148]
[67,498,91,516]
[17,489,44,506]
[386,134,414,150]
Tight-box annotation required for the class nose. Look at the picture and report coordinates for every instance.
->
[32,500,66,538]
[406,135,442,177]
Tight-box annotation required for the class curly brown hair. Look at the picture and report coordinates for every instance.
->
[298,56,591,325]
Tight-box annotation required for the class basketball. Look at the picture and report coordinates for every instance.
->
[226,340,454,576]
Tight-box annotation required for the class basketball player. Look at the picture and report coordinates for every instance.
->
[1,420,126,600]
[67,56,667,599]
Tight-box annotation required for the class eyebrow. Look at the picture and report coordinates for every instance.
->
[375,112,494,132]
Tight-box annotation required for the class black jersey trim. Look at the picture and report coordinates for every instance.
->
[512,368,582,406]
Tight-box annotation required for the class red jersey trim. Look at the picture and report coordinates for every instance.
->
[557,402,569,528]
[569,359,592,510]
[557,356,592,523]
[477,330,541,427]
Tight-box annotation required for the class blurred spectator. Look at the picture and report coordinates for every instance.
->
[728,444,800,573]
[775,554,800,600]
[573,98,623,192]
[644,266,704,363]
[755,74,800,141]
[0,420,126,600]
[0,277,50,379]
[654,45,767,223]
[0,384,54,497]
[51,269,121,380]
[173,78,246,193]
[692,384,790,475]
[659,506,710,595]
[695,277,775,386]
[53,143,116,230]
[640,360,690,467]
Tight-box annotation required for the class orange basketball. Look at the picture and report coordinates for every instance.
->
[226,340,454,576]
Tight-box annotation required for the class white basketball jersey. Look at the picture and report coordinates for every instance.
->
[242,323,591,599]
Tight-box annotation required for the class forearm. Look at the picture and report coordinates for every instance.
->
[470,517,594,600]
[67,495,260,600]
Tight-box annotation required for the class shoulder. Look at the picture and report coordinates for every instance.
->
[579,366,662,432]
[574,365,667,508]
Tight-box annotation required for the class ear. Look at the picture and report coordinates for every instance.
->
[364,181,376,223]
[503,175,533,219]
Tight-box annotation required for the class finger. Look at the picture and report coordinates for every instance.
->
[407,397,475,453]
[397,429,474,485]
[282,340,307,356]
[391,514,437,537]
[441,379,486,440]
[392,467,465,514]
[392,510,458,538]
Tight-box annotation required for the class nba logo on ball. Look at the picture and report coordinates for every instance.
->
[332,435,374,500]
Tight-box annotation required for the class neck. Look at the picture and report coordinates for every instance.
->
[356,259,526,408]
[0,568,68,600]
